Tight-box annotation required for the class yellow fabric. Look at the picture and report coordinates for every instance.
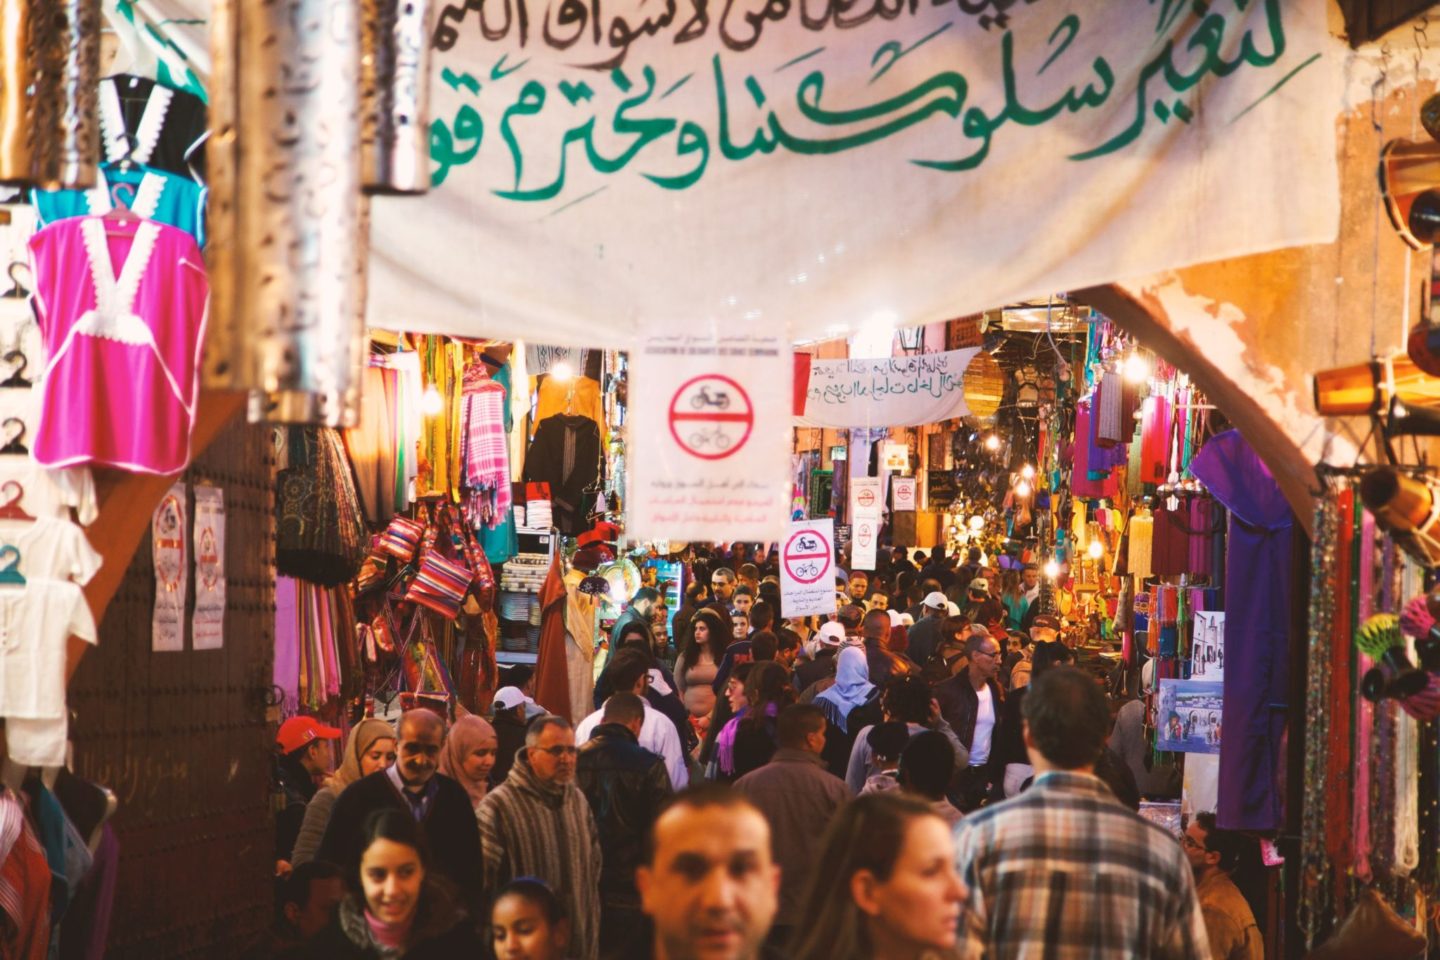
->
[535,375,607,444]
[416,336,465,500]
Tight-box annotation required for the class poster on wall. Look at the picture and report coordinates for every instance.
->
[628,332,791,542]
[850,477,882,519]
[781,519,837,618]
[852,517,879,571]
[152,482,187,652]
[1191,611,1224,680]
[893,478,917,512]
[1156,679,1223,754]
[881,442,911,472]
[193,485,227,650]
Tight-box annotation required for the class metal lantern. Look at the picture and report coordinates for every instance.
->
[207,0,366,426]
[0,0,99,189]
[361,0,434,194]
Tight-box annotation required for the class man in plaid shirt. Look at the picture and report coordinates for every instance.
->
[953,667,1212,959]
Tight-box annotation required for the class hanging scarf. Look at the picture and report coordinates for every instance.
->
[331,718,397,792]
[461,359,513,529]
[815,647,876,734]
[438,715,498,809]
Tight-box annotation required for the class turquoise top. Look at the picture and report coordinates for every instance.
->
[32,164,207,247]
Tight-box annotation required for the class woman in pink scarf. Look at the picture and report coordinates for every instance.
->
[439,715,499,816]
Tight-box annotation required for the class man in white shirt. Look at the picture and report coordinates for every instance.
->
[575,648,689,788]
[934,628,1005,812]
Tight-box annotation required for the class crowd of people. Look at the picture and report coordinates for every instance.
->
[258,543,1263,959]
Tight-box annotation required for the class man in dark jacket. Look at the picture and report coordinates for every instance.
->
[905,591,951,669]
[933,630,1005,811]
[793,622,844,693]
[735,705,851,949]
[964,577,1007,635]
[611,587,661,647]
[861,609,918,686]
[491,687,532,784]
[576,692,675,953]
[273,716,340,871]
[316,709,483,908]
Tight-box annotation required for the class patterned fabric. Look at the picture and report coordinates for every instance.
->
[461,363,512,529]
[954,770,1211,960]
[477,753,603,960]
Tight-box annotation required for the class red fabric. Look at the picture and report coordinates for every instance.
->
[793,353,812,416]
[533,560,573,723]
[1140,394,1171,484]
[0,822,50,960]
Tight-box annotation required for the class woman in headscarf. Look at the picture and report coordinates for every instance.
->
[292,718,396,865]
[437,714,499,817]
[814,647,881,779]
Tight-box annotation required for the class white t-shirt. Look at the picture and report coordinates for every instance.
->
[970,684,995,766]
[0,516,101,583]
[0,578,96,720]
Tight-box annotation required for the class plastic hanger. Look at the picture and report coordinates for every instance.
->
[0,351,29,388]
[0,545,25,585]
[2,263,27,299]
[0,418,26,454]
[0,480,32,520]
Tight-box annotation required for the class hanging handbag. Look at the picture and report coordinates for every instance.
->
[377,514,425,560]
[440,500,497,605]
[353,538,392,594]
[404,503,474,619]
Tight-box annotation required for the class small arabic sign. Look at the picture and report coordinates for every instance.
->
[781,519,837,617]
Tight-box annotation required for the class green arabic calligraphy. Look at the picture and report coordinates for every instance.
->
[428,0,1302,200]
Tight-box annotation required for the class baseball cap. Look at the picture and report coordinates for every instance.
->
[947,601,961,617]
[899,612,915,627]
[493,686,529,711]
[922,591,948,609]
[887,609,904,627]
[276,716,342,754]
[968,577,990,594]
[816,622,847,646]
[1032,614,1062,632]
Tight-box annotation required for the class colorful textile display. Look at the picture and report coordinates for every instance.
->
[460,360,512,529]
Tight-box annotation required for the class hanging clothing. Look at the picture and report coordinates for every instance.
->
[32,165,207,247]
[28,218,208,475]
[1140,393,1173,484]
[534,561,575,722]
[0,805,50,960]
[534,375,607,444]
[1070,401,1118,499]
[0,579,97,767]
[1190,429,1291,832]
[0,516,100,584]
[563,567,598,725]
[416,337,464,501]
[524,415,601,536]
[276,427,368,586]
[478,360,519,565]
[97,75,207,179]
[460,361,512,529]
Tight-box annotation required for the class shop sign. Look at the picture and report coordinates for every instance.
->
[893,477,917,512]
[881,442,910,473]
[850,477,882,520]
[797,349,979,428]
[629,332,791,541]
[356,0,1337,348]
[781,520,837,618]
[152,482,187,652]
[852,516,879,571]
[193,485,227,650]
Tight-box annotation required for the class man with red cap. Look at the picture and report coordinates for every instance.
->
[273,716,341,877]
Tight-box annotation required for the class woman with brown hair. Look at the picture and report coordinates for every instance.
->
[788,793,965,960]
[714,661,793,780]
[672,607,731,726]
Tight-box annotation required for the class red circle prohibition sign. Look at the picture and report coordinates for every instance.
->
[857,488,875,507]
[784,529,832,585]
[668,374,754,461]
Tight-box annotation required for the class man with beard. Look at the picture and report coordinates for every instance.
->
[1183,813,1263,959]
[316,708,482,907]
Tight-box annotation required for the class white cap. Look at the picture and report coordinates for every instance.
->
[899,613,915,627]
[887,609,903,627]
[816,622,847,646]
[946,601,961,617]
[493,686,528,711]
[923,591,948,609]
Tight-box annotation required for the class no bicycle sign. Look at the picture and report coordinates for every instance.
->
[781,519,837,618]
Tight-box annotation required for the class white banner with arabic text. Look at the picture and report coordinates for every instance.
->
[367,0,1338,346]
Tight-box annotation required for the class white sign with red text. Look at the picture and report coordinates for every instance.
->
[781,520,837,618]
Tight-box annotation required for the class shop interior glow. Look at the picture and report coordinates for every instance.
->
[1087,539,1104,559]
[1020,463,1035,480]
[420,384,444,416]
[968,515,984,531]
[1015,479,1032,498]
[1123,351,1150,384]
[1043,559,1060,579]
[984,434,1000,450]
[550,361,575,382]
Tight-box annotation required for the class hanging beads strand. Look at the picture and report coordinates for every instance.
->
[1301,493,1338,947]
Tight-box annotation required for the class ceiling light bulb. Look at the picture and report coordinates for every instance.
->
[551,361,574,382]
[1123,352,1150,384]
[421,384,444,416]
[1020,464,1035,480]
[968,515,984,531]
[1043,559,1060,579]
[1087,539,1104,559]
[984,435,1000,451]
[1015,480,1032,498]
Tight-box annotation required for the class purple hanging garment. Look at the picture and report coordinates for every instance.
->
[1190,429,1292,832]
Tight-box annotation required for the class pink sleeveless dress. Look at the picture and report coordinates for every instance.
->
[27,216,209,474]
